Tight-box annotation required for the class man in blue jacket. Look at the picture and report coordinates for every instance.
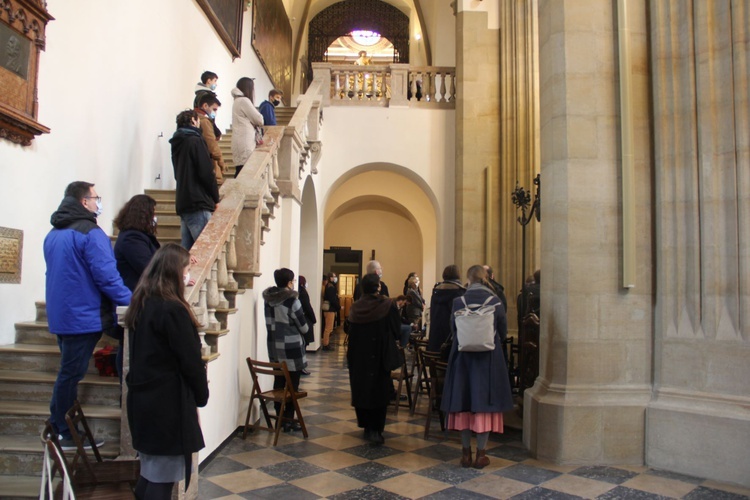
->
[44,181,132,449]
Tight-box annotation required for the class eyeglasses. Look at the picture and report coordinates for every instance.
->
[84,196,102,203]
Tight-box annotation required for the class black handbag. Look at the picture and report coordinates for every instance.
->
[440,333,453,361]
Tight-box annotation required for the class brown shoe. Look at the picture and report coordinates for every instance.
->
[460,447,472,468]
[473,449,490,469]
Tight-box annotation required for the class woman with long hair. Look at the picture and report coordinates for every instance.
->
[114,194,160,292]
[441,265,513,469]
[124,243,208,499]
[231,76,264,177]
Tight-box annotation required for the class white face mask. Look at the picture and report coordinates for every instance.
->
[331,277,338,284]
[152,216,158,227]
[183,272,190,286]
[94,199,103,216]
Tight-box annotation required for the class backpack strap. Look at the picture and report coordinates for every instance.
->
[460,295,494,310]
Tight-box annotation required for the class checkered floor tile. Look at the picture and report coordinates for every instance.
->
[199,331,750,499]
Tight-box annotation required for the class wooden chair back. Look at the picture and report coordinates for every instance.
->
[389,347,413,415]
[64,400,140,486]
[242,357,308,445]
[40,422,136,499]
[423,355,448,439]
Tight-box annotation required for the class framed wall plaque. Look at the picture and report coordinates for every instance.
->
[196,0,244,59]
[0,227,23,284]
[0,0,53,146]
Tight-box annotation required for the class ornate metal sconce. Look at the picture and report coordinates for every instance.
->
[511,173,540,316]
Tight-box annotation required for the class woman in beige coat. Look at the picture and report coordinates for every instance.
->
[231,77,264,176]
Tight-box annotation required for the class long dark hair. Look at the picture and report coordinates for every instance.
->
[123,243,200,329]
[236,77,255,103]
[113,194,157,235]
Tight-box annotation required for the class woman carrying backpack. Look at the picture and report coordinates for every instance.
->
[441,265,514,469]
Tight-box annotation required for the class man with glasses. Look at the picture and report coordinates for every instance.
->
[44,181,132,450]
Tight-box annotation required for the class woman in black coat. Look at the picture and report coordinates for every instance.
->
[427,265,466,352]
[114,194,161,292]
[346,273,401,445]
[124,243,208,500]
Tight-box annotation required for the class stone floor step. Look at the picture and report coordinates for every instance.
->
[0,371,120,406]
[0,434,120,476]
[0,344,104,374]
[0,401,121,440]
[144,189,175,201]
[11,323,119,347]
[0,474,47,498]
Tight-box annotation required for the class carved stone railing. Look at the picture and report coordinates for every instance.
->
[117,77,325,498]
[313,62,456,109]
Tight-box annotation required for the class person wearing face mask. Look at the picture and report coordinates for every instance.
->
[195,93,226,184]
[231,77,265,177]
[170,109,220,250]
[44,181,132,451]
[193,70,223,142]
[193,70,218,108]
[124,243,209,499]
[258,89,284,126]
[321,273,341,351]
[262,268,309,430]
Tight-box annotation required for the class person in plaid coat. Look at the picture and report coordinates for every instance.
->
[262,268,309,432]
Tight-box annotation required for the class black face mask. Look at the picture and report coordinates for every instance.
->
[272,99,281,107]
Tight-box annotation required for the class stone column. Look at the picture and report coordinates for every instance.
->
[455,6,500,269]
[646,0,750,486]
[524,0,653,465]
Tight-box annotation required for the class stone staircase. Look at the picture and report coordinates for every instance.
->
[0,302,123,498]
[0,108,297,498]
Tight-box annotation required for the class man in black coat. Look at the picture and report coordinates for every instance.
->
[170,109,220,250]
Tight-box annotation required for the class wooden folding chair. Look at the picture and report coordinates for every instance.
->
[242,357,308,445]
[40,423,135,499]
[424,358,448,439]
[64,401,140,487]
[389,347,413,416]
[412,349,441,415]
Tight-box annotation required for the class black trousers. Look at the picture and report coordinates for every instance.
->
[273,370,301,418]
[355,406,388,433]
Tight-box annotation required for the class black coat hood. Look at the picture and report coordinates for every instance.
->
[50,196,97,231]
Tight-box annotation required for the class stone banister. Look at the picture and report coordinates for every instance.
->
[313,62,456,109]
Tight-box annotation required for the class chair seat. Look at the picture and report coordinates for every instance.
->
[260,388,308,400]
[74,459,140,486]
[57,480,135,500]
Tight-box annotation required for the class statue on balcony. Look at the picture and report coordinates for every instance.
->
[354,50,371,66]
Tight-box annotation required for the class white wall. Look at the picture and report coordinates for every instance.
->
[319,106,455,290]
[0,0,274,345]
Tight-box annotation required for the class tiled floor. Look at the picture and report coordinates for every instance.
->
[199,332,750,499]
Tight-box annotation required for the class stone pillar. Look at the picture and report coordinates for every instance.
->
[646,0,750,486]
[497,0,541,330]
[455,6,500,270]
[389,63,410,107]
[524,0,653,465]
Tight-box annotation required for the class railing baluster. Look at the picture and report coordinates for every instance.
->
[218,243,229,309]
[206,260,220,331]
[227,226,238,292]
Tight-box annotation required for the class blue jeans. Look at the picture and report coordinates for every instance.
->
[180,210,212,250]
[50,332,102,439]
[400,324,412,348]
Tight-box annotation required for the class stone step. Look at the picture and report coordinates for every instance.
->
[143,189,175,201]
[0,371,120,407]
[0,474,48,498]
[0,401,121,441]
[0,344,103,374]
[13,323,120,348]
[0,434,120,476]
[34,301,46,322]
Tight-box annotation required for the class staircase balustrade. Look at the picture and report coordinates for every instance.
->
[313,62,456,109]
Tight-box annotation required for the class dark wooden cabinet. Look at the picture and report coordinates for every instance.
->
[0,0,53,146]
